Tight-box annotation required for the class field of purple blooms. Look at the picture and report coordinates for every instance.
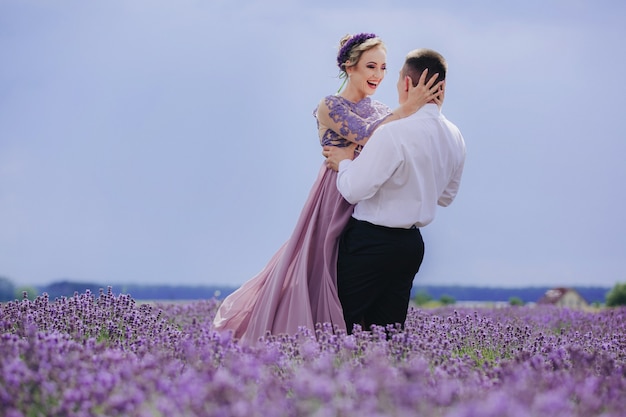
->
[1,288,625,417]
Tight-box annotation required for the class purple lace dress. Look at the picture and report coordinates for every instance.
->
[213,96,391,344]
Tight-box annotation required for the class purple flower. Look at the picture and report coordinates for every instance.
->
[2,290,626,416]
[336,33,377,70]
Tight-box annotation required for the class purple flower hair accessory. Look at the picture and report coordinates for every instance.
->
[336,33,377,71]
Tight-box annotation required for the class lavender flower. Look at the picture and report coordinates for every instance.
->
[1,290,625,416]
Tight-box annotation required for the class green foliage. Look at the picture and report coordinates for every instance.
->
[509,296,524,306]
[439,294,456,305]
[15,286,39,300]
[606,282,626,307]
[453,345,504,368]
[414,290,433,306]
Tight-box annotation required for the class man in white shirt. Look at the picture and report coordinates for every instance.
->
[323,48,466,334]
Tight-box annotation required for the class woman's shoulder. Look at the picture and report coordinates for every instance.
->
[315,95,344,118]
[317,94,343,108]
[369,98,391,112]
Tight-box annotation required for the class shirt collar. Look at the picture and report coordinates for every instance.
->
[418,103,441,116]
[407,103,441,119]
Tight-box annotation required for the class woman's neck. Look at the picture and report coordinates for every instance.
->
[339,85,368,103]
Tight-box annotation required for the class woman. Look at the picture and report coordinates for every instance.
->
[213,33,442,344]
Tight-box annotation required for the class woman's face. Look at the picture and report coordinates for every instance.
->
[346,46,387,97]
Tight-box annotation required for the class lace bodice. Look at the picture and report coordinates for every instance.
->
[314,95,392,148]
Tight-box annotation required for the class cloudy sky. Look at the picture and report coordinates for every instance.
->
[1,0,625,290]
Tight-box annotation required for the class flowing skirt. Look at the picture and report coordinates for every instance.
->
[213,163,352,345]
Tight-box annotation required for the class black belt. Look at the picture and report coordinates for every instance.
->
[351,217,419,231]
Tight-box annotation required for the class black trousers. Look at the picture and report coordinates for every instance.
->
[337,217,425,334]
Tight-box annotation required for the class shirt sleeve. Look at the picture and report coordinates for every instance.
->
[316,96,390,144]
[438,152,465,207]
[336,125,401,204]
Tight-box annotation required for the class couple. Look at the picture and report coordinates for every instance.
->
[213,33,466,344]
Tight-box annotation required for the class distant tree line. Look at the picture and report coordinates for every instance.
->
[0,278,231,302]
[0,276,621,306]
[0,277,13,301]
[410,285,609,305]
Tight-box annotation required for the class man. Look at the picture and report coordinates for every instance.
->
[323,48,466,333]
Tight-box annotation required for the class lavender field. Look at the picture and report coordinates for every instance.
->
[1,288,625,416]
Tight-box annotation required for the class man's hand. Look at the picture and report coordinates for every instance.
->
[322,144,355,172]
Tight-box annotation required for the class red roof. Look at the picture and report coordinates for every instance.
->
[537,287,585,305]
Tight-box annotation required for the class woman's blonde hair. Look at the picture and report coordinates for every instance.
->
[337,33,386,75]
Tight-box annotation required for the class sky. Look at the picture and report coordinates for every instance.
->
[1,0,625,290]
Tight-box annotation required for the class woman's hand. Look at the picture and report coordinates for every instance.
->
[400,69,444,116]
[322,144,355,172]
[434,81,445,109]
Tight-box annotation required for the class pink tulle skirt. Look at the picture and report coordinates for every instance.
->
[213,163,352,344]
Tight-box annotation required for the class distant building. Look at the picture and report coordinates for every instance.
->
[537,287,589,309]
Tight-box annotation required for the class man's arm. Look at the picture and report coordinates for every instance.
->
[324,127,400,204]
[438,157,465,207]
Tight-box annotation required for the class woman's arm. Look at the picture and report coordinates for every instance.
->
[316,69,443,146]
[315,97,389,145]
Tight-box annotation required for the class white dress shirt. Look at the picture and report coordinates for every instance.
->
[336,103,466,229]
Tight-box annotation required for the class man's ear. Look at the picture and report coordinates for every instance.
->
[404,75,410,92]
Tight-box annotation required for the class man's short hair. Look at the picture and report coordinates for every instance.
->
[404,49,447,87]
